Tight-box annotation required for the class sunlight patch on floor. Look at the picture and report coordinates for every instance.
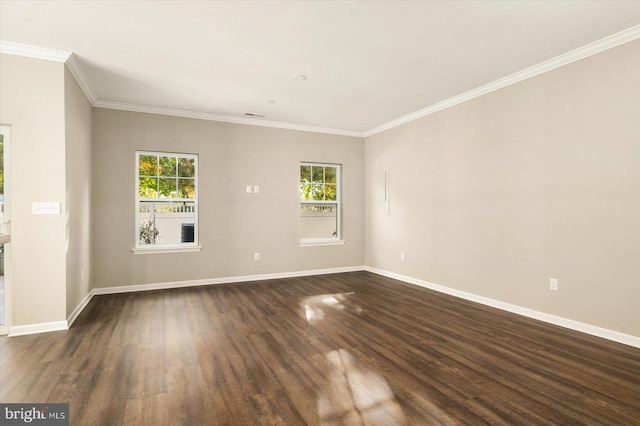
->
[300,292,362,324]
[317,349,406,425]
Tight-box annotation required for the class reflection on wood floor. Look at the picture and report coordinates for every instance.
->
[1,271,639,425]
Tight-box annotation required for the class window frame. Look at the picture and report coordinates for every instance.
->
[299,162,344,246]
[133,150,200,254]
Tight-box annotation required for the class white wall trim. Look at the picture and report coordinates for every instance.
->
[93,266,365,295]
[4,26,639,139]
[132,245,202,255]
[0,42,97,105]
[0,325,9,336]
[8,265,639,349]
[363,24,640,137]
[8,321,68,337]
[364,267,640,349]
[7,266,365,337]
[0,43,359,137]
[93,100,362,137]
[0,40,71,63]
[65,53,97,104]
[67,290,94,327]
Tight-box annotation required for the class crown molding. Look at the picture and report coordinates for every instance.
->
[0,41,98,104]
[65,53,97,104]
[0,40,71,62]
[363,24,640,138]
[1,41,360,136]
[4,24,639,140]
[93,100,363,137]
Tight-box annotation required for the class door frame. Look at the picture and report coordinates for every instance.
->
[1,124,11,334]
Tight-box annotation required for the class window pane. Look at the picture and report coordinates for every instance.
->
[325,184,337,201]
[300,165,311,183]
[178,157,195,178]
[159,177,177,197]
[139,177,158,198]
[300,163,341,241]
[311,183,323,200]
[139,155,158,176]
[325,167,336,184]
[300,182,312,200]
[300,203,337,239]
[137,151,198,248]
[159,156,177,177]
[178,178,195,198]
[139,201,196,245]
[312,166,324,183]
[139,222,159,245]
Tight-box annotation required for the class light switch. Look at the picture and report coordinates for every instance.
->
[246,185,252,193]
[253,185,260,193]
[32,202,61,215]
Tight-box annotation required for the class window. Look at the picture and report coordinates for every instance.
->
[299,163,343,245]
[135,151,199,252]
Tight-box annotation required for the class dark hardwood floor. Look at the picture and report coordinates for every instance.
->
[1,271,639,425]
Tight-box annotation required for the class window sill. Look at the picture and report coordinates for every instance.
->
[132,245,202,255]
[299,239,346,247]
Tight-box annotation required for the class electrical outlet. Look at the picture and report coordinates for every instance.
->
[400,253,405,261]
[254,252,260,261]
[550,278,558,291]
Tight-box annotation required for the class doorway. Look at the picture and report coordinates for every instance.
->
[0,125,11,333]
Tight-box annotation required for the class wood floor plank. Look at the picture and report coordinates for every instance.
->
[123,393,169,425]
[1,271,639,425]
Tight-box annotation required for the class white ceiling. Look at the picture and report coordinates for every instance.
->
[1,1,640,136]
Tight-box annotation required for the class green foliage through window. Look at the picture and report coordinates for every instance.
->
[136,151,198,248]
[300,164,338,201]
[138,153,196,199]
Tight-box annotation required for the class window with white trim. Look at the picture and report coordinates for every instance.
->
[299,163,342,244]
[135,151,198,251]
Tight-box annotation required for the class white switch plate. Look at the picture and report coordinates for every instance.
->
[254,252,260,261]
[550,278,558,291]
[253,185,260,193]
[32,202,61,215]
[246,185,252,193]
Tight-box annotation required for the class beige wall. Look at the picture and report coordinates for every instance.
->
[92,109,364,288]
[0,54,67,326]
[3,38,637,341]
[65,67,93,318]
[365,40,640,336]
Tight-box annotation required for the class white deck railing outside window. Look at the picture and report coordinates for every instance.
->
[139,201,195,245]
[301,203,338,239]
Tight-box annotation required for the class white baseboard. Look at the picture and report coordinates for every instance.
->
[93,266,365,295]
[9,266,639,349]
[0,324,9,335]
[8,321,68,337]
[7,266,365,337]
[67,290,95,327]
[365,267,640,349]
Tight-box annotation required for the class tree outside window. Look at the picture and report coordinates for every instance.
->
[136,151,198,249]
[300,163,341,242]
